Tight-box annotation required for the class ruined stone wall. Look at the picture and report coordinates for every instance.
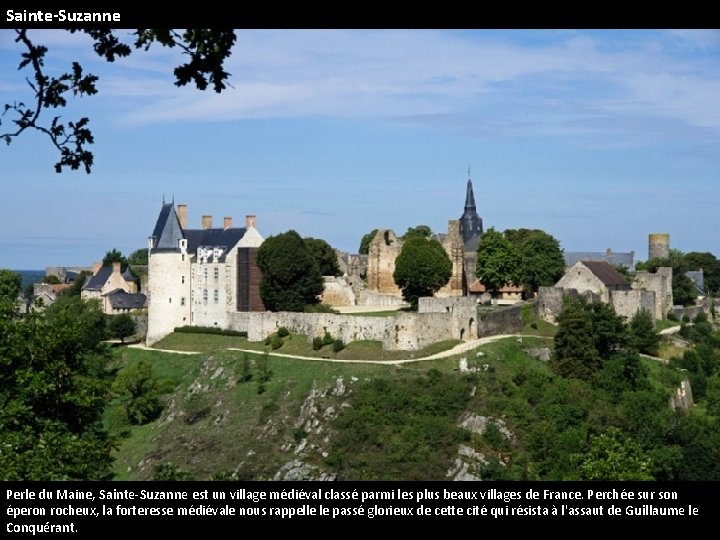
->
[610,289,656,323]
[633,267,673,320]
[437,220,465,297]
[357,290,406,306]
[648,233,670,261]
[321,276,356,307]
[366,229,403,296]
[535,287,565,324]
[418,296,478,340]
[476,304,524,337]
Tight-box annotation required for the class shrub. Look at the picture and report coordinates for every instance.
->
[277,326,290,338]
[264,334,273,346]
[239,353,252,383]
[694,312,708,324]
[270,335,283,350]
[111,360,162,425]
[323,331,334,346]
[312,336,323,350]
[333,339,345,352]
[304,303,339,314]
[682,314,691,323]
[174,325,247,337]
[667,311,679,321]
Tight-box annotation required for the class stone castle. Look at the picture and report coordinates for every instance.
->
[146,202,264,344]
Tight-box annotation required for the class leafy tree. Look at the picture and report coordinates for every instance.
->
[629,309,659,355]
[575,428,654,480]
[586,301,628,357]
[256,230,323,312]
[0,295,113,479]
[475,227,520,297]
[111,360,162,425]
[393,237,452,309]
[102,248,127,270]
[61,270,91,297]
[2,29,236,173]
[402,225,432,240]
[303,237,340,276]
[550,298,601,380]
[109,314,136,344]
[359,229,379,255]
[0,269,22,304]
[42,274,61,285]
[506,228,565,295]
[127,248,149,266]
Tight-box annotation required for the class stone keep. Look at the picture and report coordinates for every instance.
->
[648,233,670,261]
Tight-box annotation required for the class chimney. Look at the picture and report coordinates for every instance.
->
[606,248,613,257]
[202,215,212,229]
[245,214,256,229]
[224,216,233,229]
[112,261,121,274]
[177,204,187,229]
[92,262,101,275]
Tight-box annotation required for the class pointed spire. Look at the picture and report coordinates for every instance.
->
[464,177,476,211]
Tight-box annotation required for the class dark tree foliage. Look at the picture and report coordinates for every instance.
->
[102,248,127,269]
[358,229,378,255]
[256,230,323,312]
[402,225,432,240]
[0,296,113,479]
[2,29,236,173]
[42,274,61,285]
[127,248,149,266]
[476,227,521,296]
[61,270,91,297]
[109,314,136,344]
[628,309,660,356]
[303,237,340,277]
[0,269,22,304]
[111,360,162,425]
[550,298,601,381]
[505,229,565,296]
[393,237,452,309]
[684,251,720,295]
[586,301,628,358]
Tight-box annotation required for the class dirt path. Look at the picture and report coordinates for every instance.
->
[130,334,550,365]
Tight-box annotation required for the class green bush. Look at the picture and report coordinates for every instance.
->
[682,314,691,323]
[277,326,290,338]
[332,339,345,352]
[270,335,283,350]
[111,360,163,425]
[312,336,323,350]
[694,312,708,324]
[667,311,679,321]
[304,303,339,314]
[174,325,247,337]
[323,331,334,346]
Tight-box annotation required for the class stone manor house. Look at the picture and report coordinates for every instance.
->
[146,203,264,344]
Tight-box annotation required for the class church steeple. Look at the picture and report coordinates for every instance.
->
[459,172,483,251]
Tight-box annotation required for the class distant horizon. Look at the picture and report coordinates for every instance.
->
[2,30,718,268]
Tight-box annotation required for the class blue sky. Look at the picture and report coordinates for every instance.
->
[1,29,719,270]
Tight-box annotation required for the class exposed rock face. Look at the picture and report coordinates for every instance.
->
[458,412,515,442]
[524,347,551,362]
[446,445,489,481]
[669,378,694,413]
[273,460,335,481]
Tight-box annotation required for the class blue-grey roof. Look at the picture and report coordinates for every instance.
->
[185,228,247,261]
[121,267,138,283]
[686,270,705,295]
[82,267,113,291]
[565,251,635,271]
[105,290,147,310]
[150,203,184,252]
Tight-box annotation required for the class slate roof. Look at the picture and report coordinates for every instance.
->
[581,260,630,287]
[121,268,138,283]
[149,203,184,251]
[185,228,247,261]
[565,251,635,270]
[82,267,113,291]
[686,270,706,296]
[104,289,147,310]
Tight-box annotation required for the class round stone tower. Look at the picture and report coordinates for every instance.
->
[648,233,670,261]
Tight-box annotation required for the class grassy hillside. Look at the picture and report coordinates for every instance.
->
[106,331,709,481]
